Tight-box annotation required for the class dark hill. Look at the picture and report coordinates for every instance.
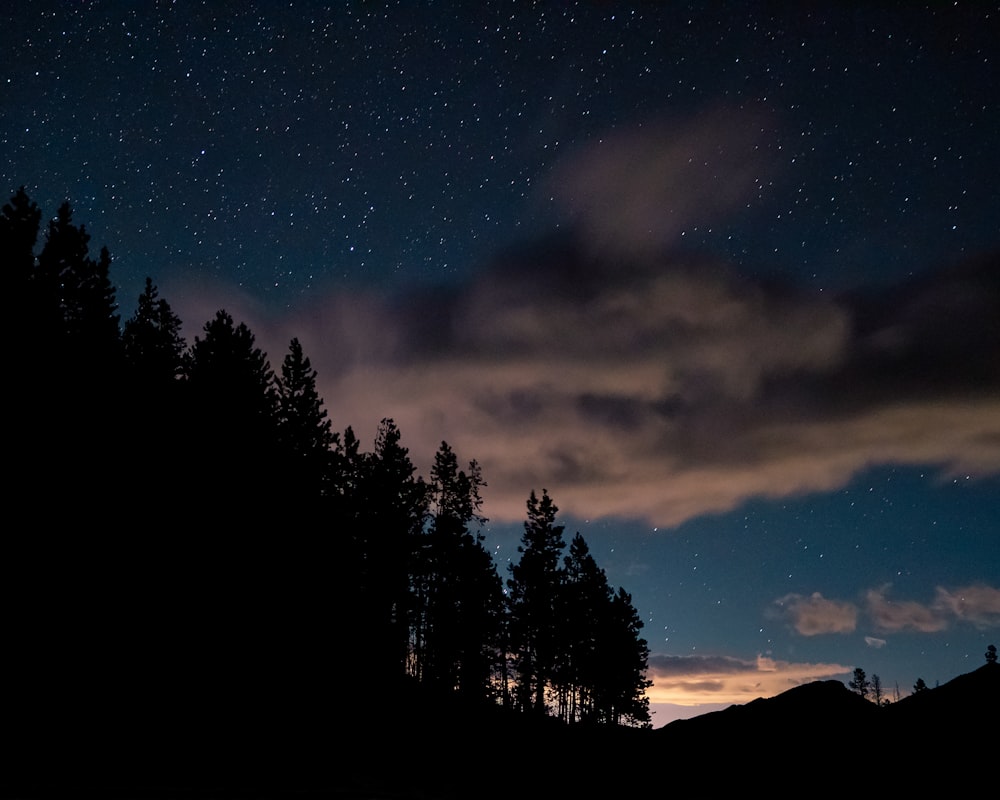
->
[652,661,999,791]
[7,664,997,797]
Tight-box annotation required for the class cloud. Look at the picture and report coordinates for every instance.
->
[166,114,1000,530]
[541,105,779,260]
[866,585,950,633]
[865,583,1000,634]
[772,592,858,635]
[645,652,851,709]
[770,583,1000,639]
[932,584,1000,629]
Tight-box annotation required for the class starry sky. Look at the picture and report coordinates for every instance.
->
[4,1,999,726]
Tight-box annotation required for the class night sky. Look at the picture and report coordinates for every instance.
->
[4,1,998,725]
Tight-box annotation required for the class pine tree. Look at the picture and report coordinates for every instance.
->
[413,442,502,699]
[186,309,276,428]
[25,201,122,521]
[122,277,186,387]
[507,489,567,714]
[185,309,278,522]
[347,419,428,682]
[274,337,337,501]
[118,278,189,521]
[849,667,870,699]
[596,587,652,727]
[557,532,612,723]
[36,201,120,368]
[3,189,45,485]
[1,186,41,291]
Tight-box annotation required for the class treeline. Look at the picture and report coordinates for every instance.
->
[3,188,651,730]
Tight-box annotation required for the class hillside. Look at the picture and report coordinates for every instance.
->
[8,663,997,798]
[652,661,999,791]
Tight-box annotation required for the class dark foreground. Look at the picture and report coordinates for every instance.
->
[8,663,998,798]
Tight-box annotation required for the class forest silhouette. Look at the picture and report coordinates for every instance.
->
[5,189,653,792]
[5,189,997,798]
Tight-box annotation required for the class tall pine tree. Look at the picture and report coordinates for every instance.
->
[594,587,652,727]
[557,531,613,723]
[274,337,337,503]
[185,309,278,524]
[507,489,567,714]
[342,419,428,684]
[36,201,120,371]
[412,442,503,700]
[122,277,186,388]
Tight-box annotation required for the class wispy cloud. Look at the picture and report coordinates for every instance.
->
[865,583,1000,633]
[932,585,1000,628]
[542,105,778,261]
[167,111,1000,530]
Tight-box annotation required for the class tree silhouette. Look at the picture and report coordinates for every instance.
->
[556,531,612,722]
[508,489,567,714]
[1,186,41,301]
[849,667,870,699]
[118,277,189,520]
[343,419,428,683]
[913,677,928,693]
[274,337,338,502]
[596,587,653,727]
[185,309,279,524]
[37,201,120,366]
[3,189,45,492]
[412,442,502,698]
[4,189,671,788]
[871,673,886,706]
[987,644,997,664]
[122,277,186,387]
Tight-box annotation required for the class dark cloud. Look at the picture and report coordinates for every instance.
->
[648,654,758,677]
[177,243,999,527]
[170,107,1000,528]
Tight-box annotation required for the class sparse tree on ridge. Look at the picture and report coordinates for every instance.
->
[913,677,928,693]
[849,667,870,699]
[987,644,997,664]
[871,673,886,707]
